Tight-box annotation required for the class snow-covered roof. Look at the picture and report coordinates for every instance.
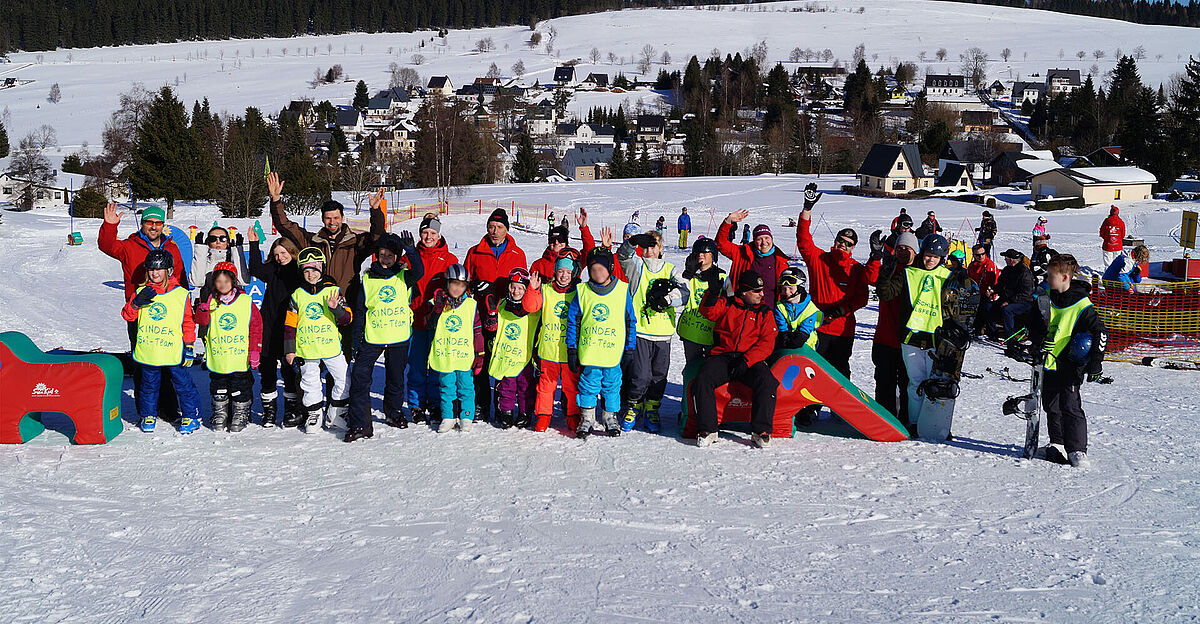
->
[1062,166,1156,184]
[1015,159,1060,176]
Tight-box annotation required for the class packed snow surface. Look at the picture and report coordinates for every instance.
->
[2,174,1198,621]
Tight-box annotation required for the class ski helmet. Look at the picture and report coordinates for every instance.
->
[896,214,914,230]
[508,267,531,287]
[212,261,239,285]
[144,249,173,271]
[1066,333,1093,365]
[445,264,469,284]
[920,234,950,258]
[298,247,326,272]
[692,237,718,257]
[779,267,806,288]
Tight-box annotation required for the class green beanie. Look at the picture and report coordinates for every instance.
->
[140,206,166,223]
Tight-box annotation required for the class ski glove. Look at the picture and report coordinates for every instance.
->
[682,252,700,279]
[868,229,886,259]
[182,344,196,367]
[1087,372,1111,384]
[470,280,491,296]
[472,353,485,375]
[779,330,810,350]
[802,183,822,211]
[399,230,415,249]
[728,352,748,378]
[567,348,581,373]
[132,286,157,308]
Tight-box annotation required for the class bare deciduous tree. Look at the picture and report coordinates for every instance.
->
[936,48,947,62]
[590,47,601,64]
[1001,48,1012,62]
[411,54,426,65]
[48,83,61,103]
[512,59,526,78]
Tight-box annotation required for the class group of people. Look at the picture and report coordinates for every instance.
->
[102,179,1112,465]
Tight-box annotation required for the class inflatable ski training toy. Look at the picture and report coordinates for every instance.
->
[0,332,124,444]
[680,345,909,442]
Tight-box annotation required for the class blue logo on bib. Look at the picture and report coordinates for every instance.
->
[504,323,520,340]
[379,285,397,303]
[592,303,610,322]
[218,312,237,331]
[305,302,324,320]
[445,315,463,333]
[148,302,168,321]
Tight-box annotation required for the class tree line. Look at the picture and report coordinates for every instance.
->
[936,0,1199,28]
[0,0,735,52]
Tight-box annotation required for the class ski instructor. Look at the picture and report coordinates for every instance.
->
[266,171,387,356]
[99,201,189,419]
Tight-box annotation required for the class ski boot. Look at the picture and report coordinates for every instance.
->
[260,392,278,428]
[751,432,772,449]
[495,410,515,429]
[344,427,374,442]
[1036,443,1070,464]
[139,415,157,433]
[324,398,349,431]
[437,417,458,433]
[384,401,408,429]
[643,398,662,433]
[210,397,231,432]
[428,404,443,428]
[281,392,304,428]
[603,410,622,437]
[534,413,553,432]
[230,400,252,433]
[619,398,642,433]
[513,412,531,429]
[795,405,819,427]
[696,431,718,447]
[576,407,597,440]
[1068,451,1091,468]
[302,403,324,434]
[409,405,428,424]
[458,409,475,432]
[178,417,201,435]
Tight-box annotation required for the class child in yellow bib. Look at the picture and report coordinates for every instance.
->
[284,248,353,434]
[121,249,204,434]
[195,261,263,433]
[488,267,543,430]
[428,264,485,432]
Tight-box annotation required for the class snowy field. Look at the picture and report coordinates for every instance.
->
[2,175,1199,622]
[3,0,1200,151]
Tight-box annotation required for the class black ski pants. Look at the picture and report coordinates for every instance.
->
[692,353,777,435]
[1043,374,1087,453]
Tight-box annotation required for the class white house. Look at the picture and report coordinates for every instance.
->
[924,74,967,97]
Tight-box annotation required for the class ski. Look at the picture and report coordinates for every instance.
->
[987,366,1030,383]
[1002,363,1043,459]
[961,370,984,379]
[1143,357,1200,371]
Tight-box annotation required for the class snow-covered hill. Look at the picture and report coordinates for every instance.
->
[1,174,1198,621]
[2,0,1199,152]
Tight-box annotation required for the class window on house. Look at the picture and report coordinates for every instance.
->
[892,180,907,191]
[896,161,904,170]
[1114,189,1121,200]
[876,179,882,189]
[862,177,870,187]
[55,192,62,199]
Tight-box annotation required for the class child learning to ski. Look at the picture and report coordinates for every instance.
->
[488,267,543,429]
[529,250,583,432]
[1037,254,1107,468]
[774,267,823,350]
[566,249,637,439]
[195,261,263,432]
[617,229,688,432]
[345,232,424,442]
[284,248,353,434]
[676,237,726,361]
[427,264,486,432]
[123,249,204,434]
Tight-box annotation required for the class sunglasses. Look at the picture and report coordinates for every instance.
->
[835,238,855,247]
[207,235,230,243]
[743,287,764,293]
[972,253,984,257]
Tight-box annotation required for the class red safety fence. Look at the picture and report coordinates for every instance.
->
[1090,277,1200,365]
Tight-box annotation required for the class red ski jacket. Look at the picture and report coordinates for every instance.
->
[968,256,1001,301]
[99,221,189,299]
[796,219,870,338]
[1100,211,1126,252]
[409,238,459,330]
[701,295,778,368]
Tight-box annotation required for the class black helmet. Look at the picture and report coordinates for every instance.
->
[692,237,718,256]
[445,264,470,283]
[144,249,173,271]
[779,267,806,288]
[920,234,950,258]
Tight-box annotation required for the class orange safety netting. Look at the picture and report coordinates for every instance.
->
[1090,277,1200,364]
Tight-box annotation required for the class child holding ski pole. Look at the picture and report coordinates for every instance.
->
[195,262,263,432]
[284,248,353,434]
[427,264,486,432]
[122,249,204,434]
[1036,254,1107,468]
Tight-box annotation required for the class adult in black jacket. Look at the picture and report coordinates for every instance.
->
[249,230,302,426]
[1030,236,1057,286]
[976,210,997,257]
[991,248,1036,339]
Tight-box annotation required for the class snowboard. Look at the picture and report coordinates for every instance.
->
[915,320,971,441]
[1002,363,1044,459]
[943,282,981,330]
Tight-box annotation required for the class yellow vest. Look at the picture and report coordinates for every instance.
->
[133,285,189,367]
[430,298,477,373]
[905,265,950,338]
[576,281,628,368]
[363,271,413,345]
[205,295,252,374]
[537,284,575,363]
[1044,297,1092,371]
[777,300,823,348]
[676,270,725,345]
[632,261,677,337]
[488,299,541,379]
[292,285,342,360]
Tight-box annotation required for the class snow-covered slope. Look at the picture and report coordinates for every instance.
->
[1,175,1198,621]
[2,0,1199,151]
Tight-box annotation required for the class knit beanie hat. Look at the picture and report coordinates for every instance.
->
[488,208,510,230]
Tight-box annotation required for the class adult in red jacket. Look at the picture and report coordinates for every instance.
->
[715,210,791,304]
[99,202,189,419]
[463,208,528,421]
[867,231,918,421]
[967,244,1001,336]
[796,184,869,379]
[691,270,780,448]
[1100,205,1126,268]
[406,214,459,422]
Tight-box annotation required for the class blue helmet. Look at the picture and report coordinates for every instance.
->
[1066,333,1093,365]
[920,234,950,258]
